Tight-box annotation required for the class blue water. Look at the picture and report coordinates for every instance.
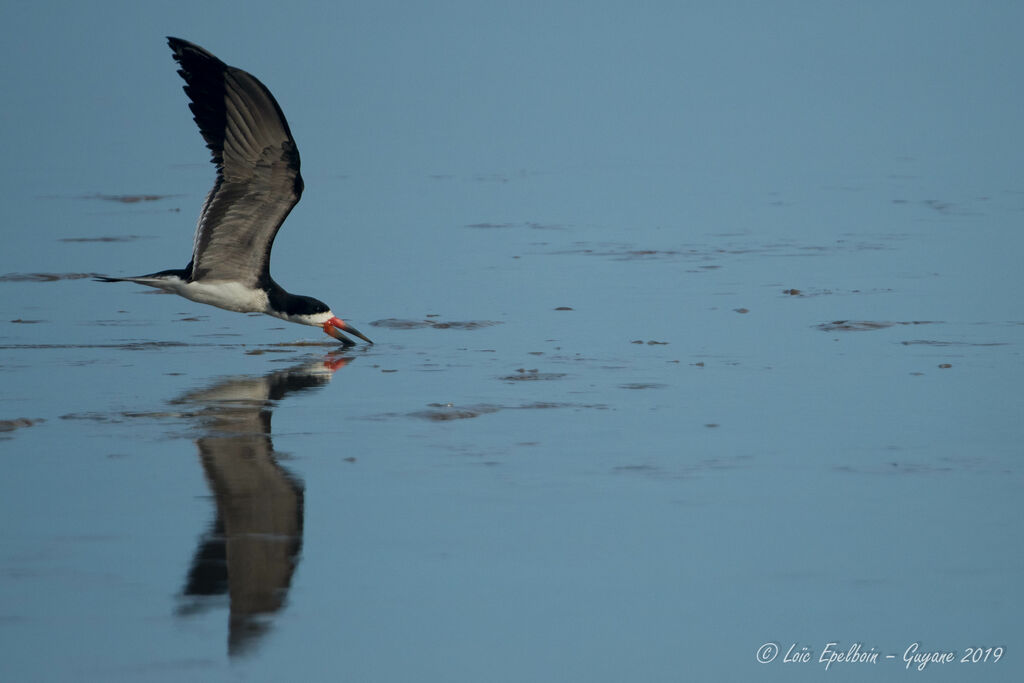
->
[2,3,1022,681]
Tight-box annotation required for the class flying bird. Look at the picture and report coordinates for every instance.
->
[97,37,371,346]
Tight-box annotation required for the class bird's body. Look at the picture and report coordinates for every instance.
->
[113,272,269,314]
[97,37,371,346]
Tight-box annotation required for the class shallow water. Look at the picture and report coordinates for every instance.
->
[3,3,1023,682]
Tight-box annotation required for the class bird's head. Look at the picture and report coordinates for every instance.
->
[280,295,373,346]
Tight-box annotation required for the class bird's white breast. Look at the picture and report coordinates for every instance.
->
[176,280,270,314]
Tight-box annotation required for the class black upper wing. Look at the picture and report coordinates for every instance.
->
[168,37,304,286]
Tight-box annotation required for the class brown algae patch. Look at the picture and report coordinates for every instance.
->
[900,340,1006,347]
[545,237,891,263]
[815,320,940,332]
[406,400,606,422]
[59,412,127,424]
[0,418,44,433]
[500,368,567,382]
[410,404,502,421]
[81,193,179,203]
[372,318,503,330]
[59,235,153,243]
[780,287,894,298]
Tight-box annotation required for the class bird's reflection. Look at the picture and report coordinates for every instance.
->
[173,353,351,656]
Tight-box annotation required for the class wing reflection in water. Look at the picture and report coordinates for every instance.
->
[173,354,351,656]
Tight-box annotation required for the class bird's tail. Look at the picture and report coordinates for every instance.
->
[93,274,185,294]
[94,269,188,288]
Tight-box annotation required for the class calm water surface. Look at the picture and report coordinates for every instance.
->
[2,3,1022,681]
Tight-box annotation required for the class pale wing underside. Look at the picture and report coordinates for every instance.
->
[169,38,304,287]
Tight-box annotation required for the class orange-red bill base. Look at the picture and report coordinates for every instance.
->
[323,317,373,346]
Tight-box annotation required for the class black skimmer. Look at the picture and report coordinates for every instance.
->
[97,37,372,347]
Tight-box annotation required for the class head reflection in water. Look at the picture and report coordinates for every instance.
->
[174,354,350,656]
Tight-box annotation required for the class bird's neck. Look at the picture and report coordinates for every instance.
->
[265,279,298,313]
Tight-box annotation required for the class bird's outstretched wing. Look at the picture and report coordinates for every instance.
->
[168,37,304,287]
